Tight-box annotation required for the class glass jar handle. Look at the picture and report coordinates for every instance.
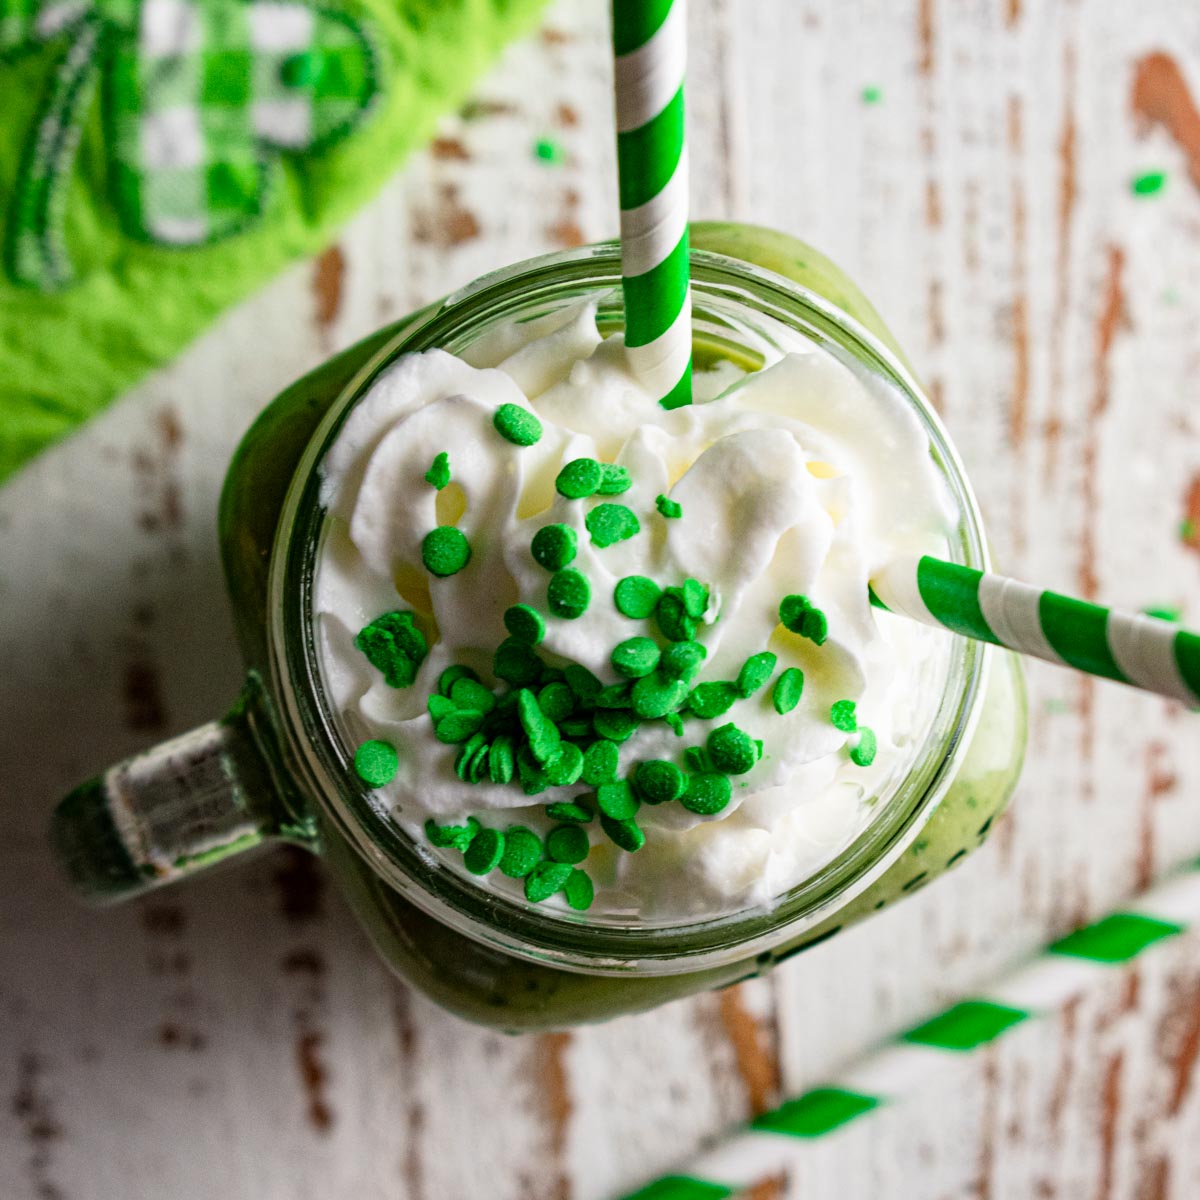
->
[51,674,312,903]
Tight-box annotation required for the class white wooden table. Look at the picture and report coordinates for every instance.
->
[3,2,1200,1196]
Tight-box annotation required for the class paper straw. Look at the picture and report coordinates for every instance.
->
[611,0,693,410]
[615,860,1200,1200]
[871,555,1200,707]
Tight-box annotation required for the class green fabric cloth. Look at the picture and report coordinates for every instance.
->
[0,0,548,484]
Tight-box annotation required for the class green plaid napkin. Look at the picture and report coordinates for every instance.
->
[0,0,549,482]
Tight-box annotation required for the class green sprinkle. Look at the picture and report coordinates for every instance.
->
[581,740,620,786]
[353,739,398,786]
[655,494,682,519]
[773,667,805,714]
[493,638,541,686]
[850,727,878,767]
[564,868,595,911]
[682,579,709,620]
[424,451,451,490]
[540,666,566,685]
[1132,170,1167,197]
[531,523,578,571]
[633,760,685,804]
[600,813,645,852]
[561,717,593,738]
[1142,606,1182,623]
[498,826,542,877]
[538,682,576,722]
[533,136,566,165]
[586,503,641,548]
[706,723,761,775]
[632,673,690,719]
[779,594,828,644]
[593,708,640,742]
[614,575,662,619]
[656,589,698,642]
[680,772,733,815]
[355,610,428,688]
[493,402,543,446]
[544,742,585,786]
[830,700,858,732]
[660,641,707,682]
[455,733,487,781]
[468,741,492,783]
[596,779,640,819]
[504,603,546,645]
[548,568,591,619]
[684,746,710,773]
[463,827,506,874]
[737,652,777,697]
[425,817,479,851]
[595,681,633,708]
[861,84,883,104]
[1182,518,1197,542]
[488,735,515,784]
[556,458,603,499]
[612,636,662,679]
[435,709,485,744]
[422,526,472,577]
[525,860,573,902]
[688,680,739,719]
[547,824,590,864]
[664,712,685,737]
[449,677,496,714]
[597,463,633,495]
[428,694,456,721]
[546,799,594,823]
[439,665,478,695]
[516,745,550,795]
[518,688,562,763]
[564,664,603,706]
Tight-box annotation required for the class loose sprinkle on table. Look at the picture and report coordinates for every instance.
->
[422,525,472,577]
[493,402,543,446]
[656,494,682,519]
[354,739,398,786]
[424,451,451,490]
[586,502,640,548]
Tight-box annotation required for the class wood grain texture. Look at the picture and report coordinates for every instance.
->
[1,1,1199,1197]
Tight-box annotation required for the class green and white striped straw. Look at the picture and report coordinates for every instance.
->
[612,0,693,411]
[616,861,1200,1200]
[871,556,1200,707]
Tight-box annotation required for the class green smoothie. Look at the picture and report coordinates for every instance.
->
[212,223,1025,1030]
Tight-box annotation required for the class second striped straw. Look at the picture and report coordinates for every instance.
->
[612,0,693,410]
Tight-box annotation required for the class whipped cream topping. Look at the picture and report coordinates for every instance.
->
[315,300,957,920]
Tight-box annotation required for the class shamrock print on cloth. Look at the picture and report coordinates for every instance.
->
[2,0,379,290]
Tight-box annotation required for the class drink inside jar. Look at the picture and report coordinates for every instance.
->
[313,297,960,923]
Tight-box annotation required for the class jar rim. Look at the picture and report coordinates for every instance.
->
[268,240,991,976]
